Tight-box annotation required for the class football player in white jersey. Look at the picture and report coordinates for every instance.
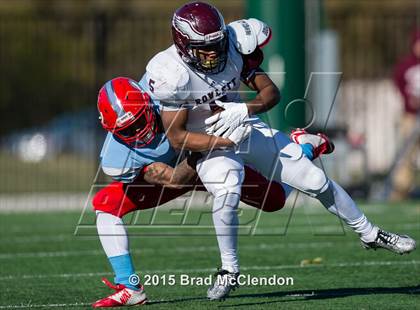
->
[140,1,416,300]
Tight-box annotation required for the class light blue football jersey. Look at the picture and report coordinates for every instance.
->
[99,77,177,183]
[99,131,177,183]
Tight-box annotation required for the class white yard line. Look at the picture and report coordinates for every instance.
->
[1,223,417,244]
[0,223,420,260]
[0,271,112,280]
[253,222,420,234]
[0,241,340,260]
[0,260,418,309]
[0,303,90,309]
[0,249,105,259]
[1,260,418,281]
[1,234,418,259]
[0,234,77,244]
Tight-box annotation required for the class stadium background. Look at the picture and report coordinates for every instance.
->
[0,1,419,309]
[0,0,418,209]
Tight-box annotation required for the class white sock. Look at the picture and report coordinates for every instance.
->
[212,193,240,273]
[316,180,376,241]
[96,211,129,257]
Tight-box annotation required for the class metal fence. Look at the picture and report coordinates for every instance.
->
[0,2,244,199]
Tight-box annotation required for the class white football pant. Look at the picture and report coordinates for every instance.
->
[197,119,375,273]
[196,150,244,273]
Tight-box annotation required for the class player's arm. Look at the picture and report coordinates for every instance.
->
[243,67,281,114]
[143,153,201,189]
[228,18,280,114]
[204,65,280,137]
[161,108,234,151]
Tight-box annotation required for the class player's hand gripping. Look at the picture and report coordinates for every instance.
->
[225,123,252,145]
[205,100,249,138]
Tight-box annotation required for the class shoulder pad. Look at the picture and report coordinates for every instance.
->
[227,18,272,55]
[145,49,190,103]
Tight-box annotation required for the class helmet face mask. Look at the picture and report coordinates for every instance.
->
[172,2,228,74]
[188,33,228,73]
[114,106,156,145]
[97,77,158,147]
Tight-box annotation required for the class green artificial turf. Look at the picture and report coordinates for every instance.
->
[0,202,419,309]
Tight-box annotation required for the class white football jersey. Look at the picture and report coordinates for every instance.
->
[139,18,271,134]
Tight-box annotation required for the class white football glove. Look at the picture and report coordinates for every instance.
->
[225,123,252,145]
[205,100,249,137]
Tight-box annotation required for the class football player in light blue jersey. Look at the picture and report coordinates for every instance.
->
[93,77,200,307]
[92,76,339,306]
[99,126,176,183]
[91,77,301,307]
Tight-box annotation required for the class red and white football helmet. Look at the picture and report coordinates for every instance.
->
[97,77,157,146]
[172,1,228,74]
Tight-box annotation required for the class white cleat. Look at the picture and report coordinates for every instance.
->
[207,269,239,301]
[361,228,416,255]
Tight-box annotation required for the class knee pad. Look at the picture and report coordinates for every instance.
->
[291,163,329,197]
[304,165,329,196]
[92,183,122,216]
[92,184,119,212]
[211,169,244,198]
[92,182,135,217]
[197,151,244,198]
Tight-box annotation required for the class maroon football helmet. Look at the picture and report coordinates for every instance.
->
[172,2,228,74]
